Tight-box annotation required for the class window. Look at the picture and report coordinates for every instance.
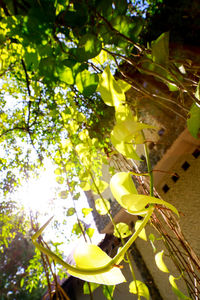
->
[171,173,179,182]
[192,148,200,159]
[162,184,170,193]
[181,161,190,171]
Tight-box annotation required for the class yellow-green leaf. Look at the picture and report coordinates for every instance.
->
[97,65,125,107]
[114,222,132,238]
[110,172,138,208]
[135,220,147,241]
[82,208,93,218]
[116,79,131,93]
[95,198,110,215]
[169,275,191,299]
[69,243,126,285]
[91,49,107,65]
[129,280,150,300]
[111,117,154,143]
[91,180,108,194]
[115,104,133,122]
[155,250,169,273]
[121,194,179,216]
[111,135,141,160]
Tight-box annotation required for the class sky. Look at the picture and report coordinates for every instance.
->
[11,159,105,257]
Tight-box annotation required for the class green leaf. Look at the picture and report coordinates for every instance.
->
[110,172,138,208]
[152,32,169,65]
[121,194,179,216]
[57,65,74,85]
[56,176,64,184]
[67,207,75,216]
[95,198,110,215]
[102,285,115,300]
[195,80,200,101]
[82,208,93,218]
[116,79,131,93]
[135,220,147,241]
[187,103,200,139]
[83,282,100,294]
[91,180,108,194]
[113,222,132,238]
[86,227,95,238]
[111,135,141,160]
[169,275,191,299]
[80,181,91,191]
[149,233,157,253]
[20,277,24,288]
[72,34,102,62]
[155,250,169,273]
[54,168,62,175]
[97,65,125,107]
[115,104,133,122]
[91,49,107,65]
[72,222,84,236]
[69,243,126,285]
[111,16,143,42]
[129,280,150,300]
[111,117,154,143]
[76,70,99,97]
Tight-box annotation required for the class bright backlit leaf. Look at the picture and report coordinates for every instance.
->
[56,176,64,185]
[86,228,95,239]
[57,66,74,85]
[95,198,110,215]
[115,104,133,122]
[110,172,138,208]
[82,208,93,218]
[111,117,154,143]
[113,222,132,238]
[69,243,126,285]
[155,250,169,273]
[91,49,107,65]
[97,65,125,107]
[121,194,179,216]
[116,79,131,93]
[111,135,141,160]
[91,180,108,194]
[169,275,191,299]
[135,220,147,241]
[129,280,150,300]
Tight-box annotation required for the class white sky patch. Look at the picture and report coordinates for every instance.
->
[11,159,104,256]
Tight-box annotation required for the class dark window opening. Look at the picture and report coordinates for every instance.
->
[181,161,190,171]
[171,173,180,183]
[192,148,200,159]
[162,184,170,193]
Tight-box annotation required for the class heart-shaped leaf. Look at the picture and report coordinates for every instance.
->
[155,250,169,273]
[95,198,110,215]
[110,172,138,207]
[68,243,126,285]
[129,280,150,299]
[97,65,125,107]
